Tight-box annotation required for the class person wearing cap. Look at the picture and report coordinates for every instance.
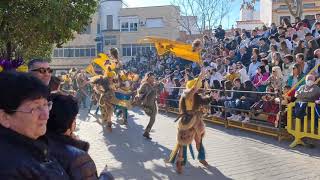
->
[166,69,213,174]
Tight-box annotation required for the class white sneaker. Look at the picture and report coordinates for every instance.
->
[242,117,250,123]
[213,112,220,117]
[229,114,236,120]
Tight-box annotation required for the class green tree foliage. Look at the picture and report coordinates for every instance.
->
[0,0,97,61]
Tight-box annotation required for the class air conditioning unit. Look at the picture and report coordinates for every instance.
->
[139,21,145,26]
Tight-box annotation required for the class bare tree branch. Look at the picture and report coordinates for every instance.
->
[171,0,232,35]
[284,0,303,18]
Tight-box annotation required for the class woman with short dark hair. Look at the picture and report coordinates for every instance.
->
[47,93,113,180]
[0,72,69,179]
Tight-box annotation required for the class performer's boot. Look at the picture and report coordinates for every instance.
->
[196,138,209,167]
[107,122,112,132]
[176,148,184,174]
[199,159,209,167]
[176,160,183,174]
[143,132,152,140]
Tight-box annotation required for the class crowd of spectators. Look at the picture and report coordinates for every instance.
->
[125,14,320,128]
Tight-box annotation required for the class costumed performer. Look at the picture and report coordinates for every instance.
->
[91,72,117,132]
[114,71,133,125]
[167,68,213,174]
[134,72,163,140]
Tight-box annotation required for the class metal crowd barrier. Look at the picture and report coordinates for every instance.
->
[157,87,290,141]
[286,102,320,148]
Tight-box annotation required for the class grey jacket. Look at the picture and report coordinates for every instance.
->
[137,82,161,107]
[295,84,320,102]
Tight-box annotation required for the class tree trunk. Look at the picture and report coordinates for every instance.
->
[285,0,303,18]
[6,41,12,60]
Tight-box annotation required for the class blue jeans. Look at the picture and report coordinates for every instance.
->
[295,102,319,128]
[224,100,236,116]
[235,99,252,110]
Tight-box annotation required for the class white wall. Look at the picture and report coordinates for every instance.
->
[100,0,122,30]
[236,22,264,30]
[240,8,254,21]
[260,0,273,26]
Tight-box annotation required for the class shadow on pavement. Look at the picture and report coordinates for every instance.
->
[203,117,320,158]
[158,111,320,158]
[100,109,230,180]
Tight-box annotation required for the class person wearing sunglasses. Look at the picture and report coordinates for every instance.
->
[0,72,69,179]
[28,58,53,86]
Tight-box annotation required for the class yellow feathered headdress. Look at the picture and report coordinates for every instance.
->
[186,78,202,90]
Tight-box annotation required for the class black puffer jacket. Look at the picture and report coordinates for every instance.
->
[0,125,69,180]
[47,133,113,180]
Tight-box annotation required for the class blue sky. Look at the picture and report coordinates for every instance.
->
[124,0,259,29]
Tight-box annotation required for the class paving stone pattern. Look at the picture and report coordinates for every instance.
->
[76,108,320,180]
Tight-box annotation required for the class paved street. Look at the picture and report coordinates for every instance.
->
[76,108,320,180]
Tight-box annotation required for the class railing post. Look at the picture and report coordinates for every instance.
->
[223,85,228,128]
[277,87,283,142]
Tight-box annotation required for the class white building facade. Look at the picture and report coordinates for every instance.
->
[51,0,181,70]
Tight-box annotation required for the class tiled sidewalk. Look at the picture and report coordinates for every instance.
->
[77,108,320,180]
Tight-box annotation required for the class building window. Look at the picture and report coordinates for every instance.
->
[105,36,117,45]
[146,18,164,28]
[107,15,113,30]
[53,46,96,58]
[75,49,80,57]
[53,49,59,57]
[278,5,288,10]
[85,49,91,56]
[122,44,155,57]
[303,3,315,8]
[129,22,138,31]
[122,44,131,56]
[121,22,129,32]
[80,49,85,57]
[280,16,291,24]
[121,22,138,32]
[58,49,63,57]
[91,48,96,56]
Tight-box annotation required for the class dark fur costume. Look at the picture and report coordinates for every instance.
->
[167,89,212,166]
